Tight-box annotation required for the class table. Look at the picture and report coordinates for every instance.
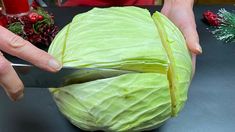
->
[1,5,235,132]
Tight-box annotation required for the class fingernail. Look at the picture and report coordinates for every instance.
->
[48,59,62,71]
[196,44,202,54]
[16,93,24,101]
[9,92,24,101]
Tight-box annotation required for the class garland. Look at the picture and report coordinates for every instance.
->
[0,2,58,47]
[203,8,235,43]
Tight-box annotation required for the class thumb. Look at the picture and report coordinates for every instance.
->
[181,26,200,78]
[181,24,202,55]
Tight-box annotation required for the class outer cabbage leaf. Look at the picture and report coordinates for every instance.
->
[48,6,192,132]
[152,12,192,115]
[49,7,169,73]
[51,73,171,131]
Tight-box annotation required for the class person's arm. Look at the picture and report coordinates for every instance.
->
[161,0,201,73]
[0,26,61,101]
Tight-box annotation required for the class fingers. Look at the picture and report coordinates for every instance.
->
[181,23,202,55]
[161,1,171,16]
[0,53,24,101]
[181,22,198,76]
[0,26,61,72]
[161,4,202,55]
[174,9,202,55]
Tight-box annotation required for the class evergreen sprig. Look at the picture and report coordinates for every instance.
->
[32,7,54,33]
[8,22,23,34]
[35,7,54,25]
[212,9,235,43]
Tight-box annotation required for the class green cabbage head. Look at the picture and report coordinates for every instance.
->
[48,6,192,132]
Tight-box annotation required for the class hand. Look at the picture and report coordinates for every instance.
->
[0,26,61,101]
[161,0,202,74]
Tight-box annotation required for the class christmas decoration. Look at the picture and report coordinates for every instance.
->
[0,0,58,47]
[203,9,235,43]
[203,10,220,26]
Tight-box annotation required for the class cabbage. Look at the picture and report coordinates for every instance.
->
[48,7,192,132]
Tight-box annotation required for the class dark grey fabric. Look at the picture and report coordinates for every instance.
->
[1,5,235,132]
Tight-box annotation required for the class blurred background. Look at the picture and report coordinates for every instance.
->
[1,0,234,6]
[29,0,235,6]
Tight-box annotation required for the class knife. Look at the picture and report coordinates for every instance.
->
[12,63,135,88]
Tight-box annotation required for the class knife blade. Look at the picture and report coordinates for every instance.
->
[12,63,135,88]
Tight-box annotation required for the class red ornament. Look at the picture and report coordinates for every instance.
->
[1,0,30,15]
[28,12,39,23]
[203,10,220,26]
[38,15,44,21]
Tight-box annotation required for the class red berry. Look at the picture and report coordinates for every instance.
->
[30,16,38,23]
[38,15,44,21]
[28,12,39,23]
[29,12,39,18]
[203,10,220,26]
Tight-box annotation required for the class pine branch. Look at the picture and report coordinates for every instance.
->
[212,9,235,43]
[8,22,23,34]
[35,7,54,25]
